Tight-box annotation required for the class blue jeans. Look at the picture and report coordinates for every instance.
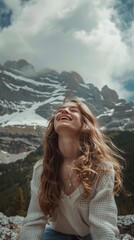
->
[42,225,92,240]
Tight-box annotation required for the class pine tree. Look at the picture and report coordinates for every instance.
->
[6,186,26,216]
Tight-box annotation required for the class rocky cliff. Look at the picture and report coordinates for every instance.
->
[0,59,134,131]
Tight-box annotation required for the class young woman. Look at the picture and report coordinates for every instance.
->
[17,98,123,240]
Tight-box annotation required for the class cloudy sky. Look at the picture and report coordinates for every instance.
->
[0,0,134,101]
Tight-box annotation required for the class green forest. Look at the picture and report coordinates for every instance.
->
[0,130,134,217]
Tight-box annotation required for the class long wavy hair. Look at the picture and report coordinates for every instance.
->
[39,98,124,217]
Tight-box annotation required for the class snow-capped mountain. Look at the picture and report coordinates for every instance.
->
[0,59,134,130]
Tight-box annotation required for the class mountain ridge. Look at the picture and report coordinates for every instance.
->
[0,59,134,130]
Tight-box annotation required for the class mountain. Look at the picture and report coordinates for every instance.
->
[0,59,134,131]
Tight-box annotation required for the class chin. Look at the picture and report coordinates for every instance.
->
[55,125,79,135]
[55,126,71,133]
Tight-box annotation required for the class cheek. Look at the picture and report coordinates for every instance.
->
[53,116,61,133]
[53,118,57,130]
[76,116,82,129]
[79,115,83,126]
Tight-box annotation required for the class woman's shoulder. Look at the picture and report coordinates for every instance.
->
[98,159,114,172]
[32,159,43,179]
[33,159,43,171]
[94,160,115,192]
[31,160,43,189]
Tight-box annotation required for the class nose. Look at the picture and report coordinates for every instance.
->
[61,107,69,114]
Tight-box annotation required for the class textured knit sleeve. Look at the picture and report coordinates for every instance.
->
[89,162,120,240]
[16,160,47,240]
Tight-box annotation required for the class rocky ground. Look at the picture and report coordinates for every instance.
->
[0,213,23,240]
[0,212,134,239]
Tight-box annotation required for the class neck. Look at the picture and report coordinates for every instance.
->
[58,135,79,162]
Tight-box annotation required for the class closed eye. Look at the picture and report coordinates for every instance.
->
[70,109,78,112]
[55,106,79,113]
[69,107,79,112]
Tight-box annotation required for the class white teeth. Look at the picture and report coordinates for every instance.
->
[58,116,71,120]
[60,117,69,120]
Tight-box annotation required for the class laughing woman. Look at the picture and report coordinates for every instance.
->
[17,98,124,240]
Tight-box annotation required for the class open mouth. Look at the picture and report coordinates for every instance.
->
[58,115,72,121]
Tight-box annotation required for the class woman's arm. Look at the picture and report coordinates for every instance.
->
[89,162,120,240]
[17,160,47,240]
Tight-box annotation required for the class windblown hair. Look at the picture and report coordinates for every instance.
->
[39,98,124,217]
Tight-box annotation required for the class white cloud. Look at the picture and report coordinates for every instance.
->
[0,0,134,100]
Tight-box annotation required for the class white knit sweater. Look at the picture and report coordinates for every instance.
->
[17,160,120,240]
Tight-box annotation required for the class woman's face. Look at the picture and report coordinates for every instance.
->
[54,101,82,135]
